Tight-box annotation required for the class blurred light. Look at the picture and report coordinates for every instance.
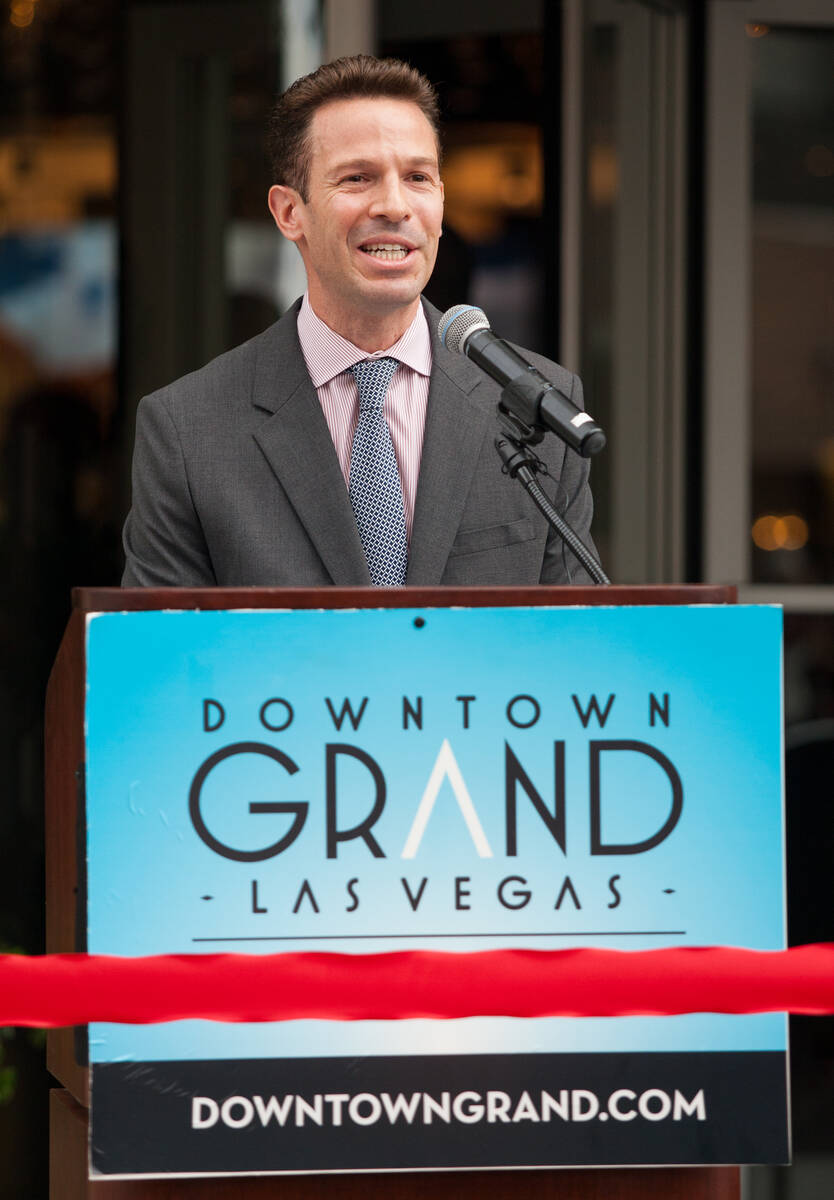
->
[441,126,542,240]
[781,516,809,550]
[752,515,809,552]
[588,144,618,207]
[745,23,770,38]
[805,145,834,179]
[10,0,34,27]
[499,172,537,208]
[752,516,781,551]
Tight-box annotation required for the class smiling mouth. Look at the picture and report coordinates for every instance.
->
[359,243,412,261]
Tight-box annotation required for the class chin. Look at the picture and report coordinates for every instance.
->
[360,278,425,309]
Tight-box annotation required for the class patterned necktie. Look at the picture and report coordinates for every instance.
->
[349,356,408,586]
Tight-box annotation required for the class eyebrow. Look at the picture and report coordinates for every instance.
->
[329,156,439,175]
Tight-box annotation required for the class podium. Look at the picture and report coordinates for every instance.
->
[46,584,748,1198]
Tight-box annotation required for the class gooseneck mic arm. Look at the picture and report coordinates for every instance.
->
[495,433,611,586]
[439,304,611,586]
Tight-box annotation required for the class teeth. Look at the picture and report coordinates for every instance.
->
[362,244,409,260]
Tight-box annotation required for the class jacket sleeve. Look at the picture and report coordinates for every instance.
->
[121,391,217,587]
[538,371,602,585]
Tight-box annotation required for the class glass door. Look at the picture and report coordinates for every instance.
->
[565,0,690,583]
[705,6,834,1192]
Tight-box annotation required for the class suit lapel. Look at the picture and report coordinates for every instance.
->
[407,301,491,584]
[248,299,489,587]
[250,305,371,585]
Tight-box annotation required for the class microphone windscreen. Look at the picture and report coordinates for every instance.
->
[438,304,491,354]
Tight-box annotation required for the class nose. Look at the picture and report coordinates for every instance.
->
[368,172,410,222]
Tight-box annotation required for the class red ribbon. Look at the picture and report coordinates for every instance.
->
[2,945,833,1028]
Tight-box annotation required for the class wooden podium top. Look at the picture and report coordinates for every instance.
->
[74,584,737,612]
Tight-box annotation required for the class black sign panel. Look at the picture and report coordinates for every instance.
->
[91,1051,789,1177]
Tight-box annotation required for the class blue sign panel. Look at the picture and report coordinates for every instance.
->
[85,604,788,1177]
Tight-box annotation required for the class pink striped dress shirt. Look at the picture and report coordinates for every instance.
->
[295,294,432,542]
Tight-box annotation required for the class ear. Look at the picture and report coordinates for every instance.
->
[268,184,306,243]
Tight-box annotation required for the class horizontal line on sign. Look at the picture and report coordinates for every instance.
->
[191,930,687,943]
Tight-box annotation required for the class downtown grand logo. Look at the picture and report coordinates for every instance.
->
[187,688,683,926]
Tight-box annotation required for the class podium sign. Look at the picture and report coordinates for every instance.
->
[84,604,788,1179]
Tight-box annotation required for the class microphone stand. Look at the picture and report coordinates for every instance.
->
[494,407,611,586]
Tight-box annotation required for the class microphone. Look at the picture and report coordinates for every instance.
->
[438,305,606,458]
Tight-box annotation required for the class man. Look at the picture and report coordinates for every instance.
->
[122,55,597,587]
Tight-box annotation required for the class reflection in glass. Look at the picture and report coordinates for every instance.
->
[750,26,834,584]
[0,2,121,1190]
[380,31,547,351]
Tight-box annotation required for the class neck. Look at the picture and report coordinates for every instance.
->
[308,294,420,352]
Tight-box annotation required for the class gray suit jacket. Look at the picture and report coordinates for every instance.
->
[122,298,597,587]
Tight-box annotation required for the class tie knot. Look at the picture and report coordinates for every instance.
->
[350,356,399,411]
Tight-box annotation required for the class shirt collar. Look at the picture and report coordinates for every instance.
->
[297,293,432,388]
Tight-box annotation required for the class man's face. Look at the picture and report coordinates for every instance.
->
[270,97,444,330]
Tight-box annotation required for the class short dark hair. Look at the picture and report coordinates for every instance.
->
[268,54,441,201]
